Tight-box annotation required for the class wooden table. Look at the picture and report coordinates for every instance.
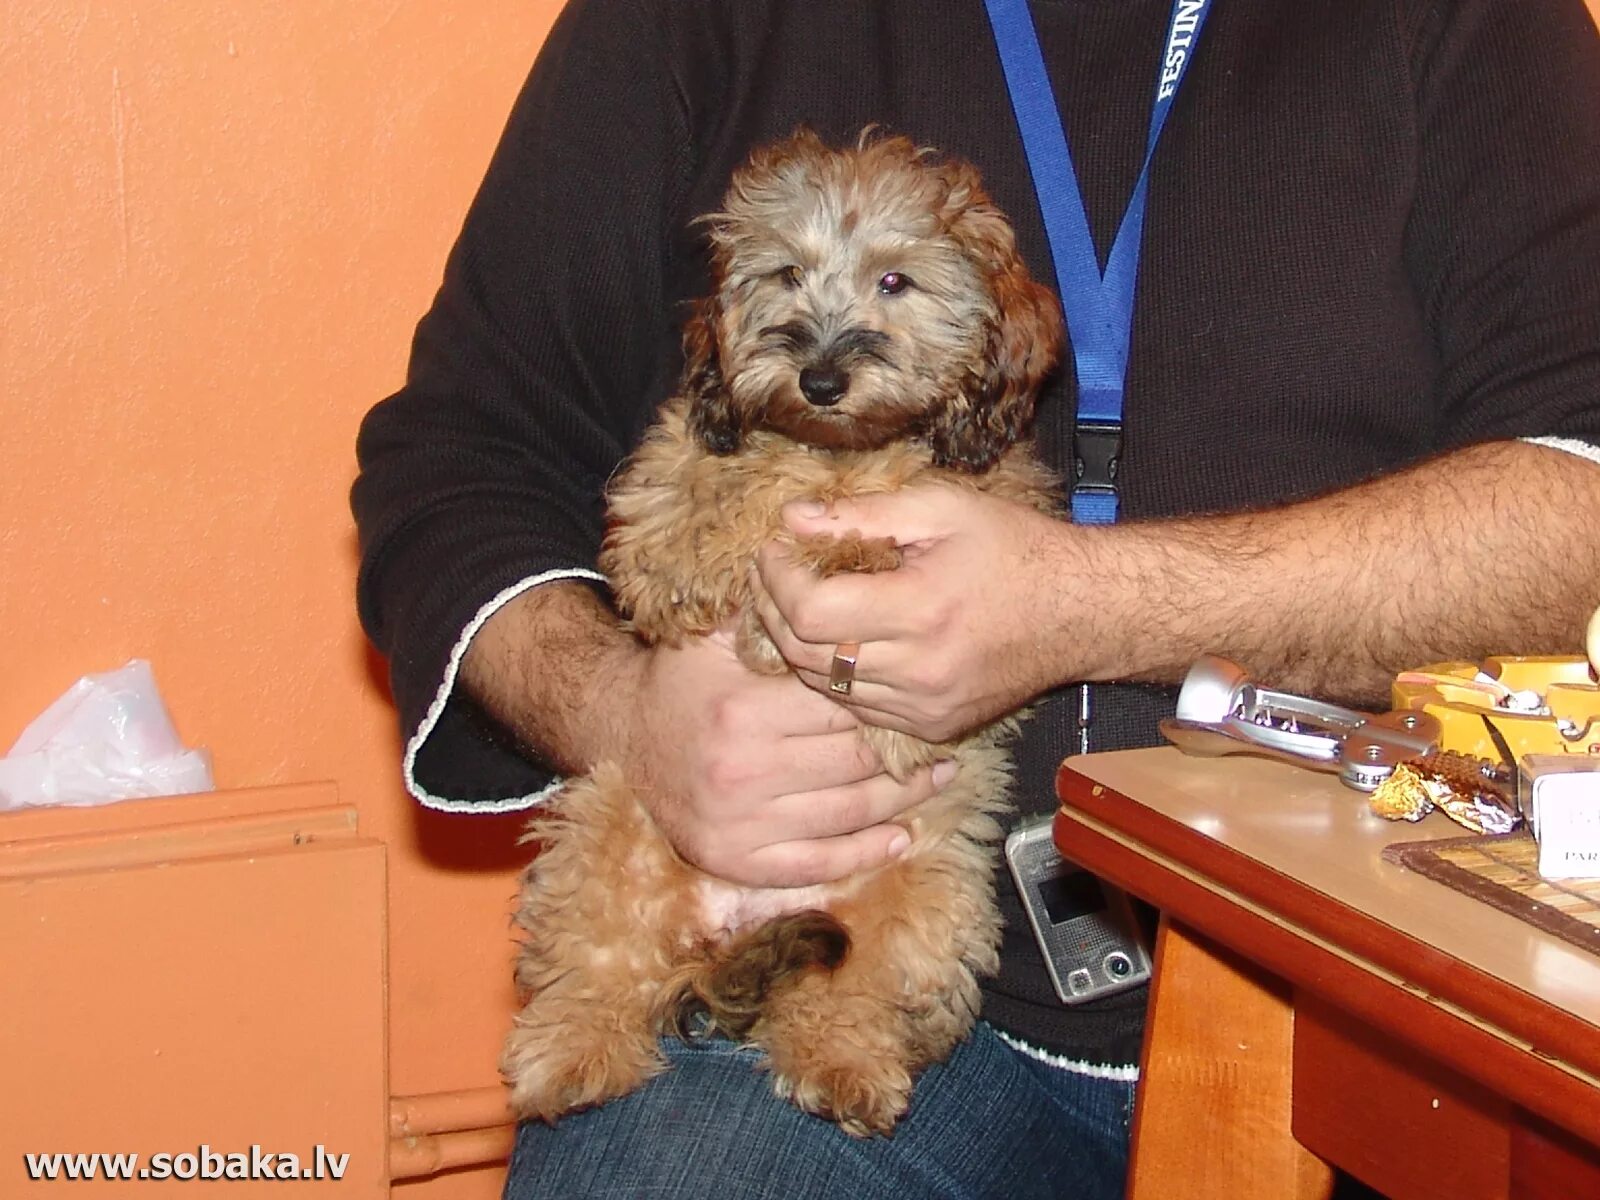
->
[1053,748,1600,1200]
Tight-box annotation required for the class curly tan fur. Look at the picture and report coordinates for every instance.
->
[503,129,1064,1136]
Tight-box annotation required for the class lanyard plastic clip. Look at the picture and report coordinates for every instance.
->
[1072,421,1122,498]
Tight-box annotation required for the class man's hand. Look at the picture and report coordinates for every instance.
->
[461,582,950,890]
[751,486,1075,744]
[616,629,952,887]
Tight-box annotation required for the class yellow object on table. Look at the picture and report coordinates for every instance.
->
[1372,608,1600,837]
[1391,607,1600,771]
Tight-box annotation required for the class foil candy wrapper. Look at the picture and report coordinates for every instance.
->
[1369,751,1521,835]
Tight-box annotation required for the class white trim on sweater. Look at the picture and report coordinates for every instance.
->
[402,568,605,814]
[994,1028,1141,1082]
[1520,435,1600,466]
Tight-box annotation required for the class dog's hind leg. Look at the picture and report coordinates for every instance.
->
[752,827,1001,1137]
[500,767,695,1123]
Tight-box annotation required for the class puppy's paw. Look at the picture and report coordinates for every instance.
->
[501,1011,662,1123]
[770,1051,914,1137]
[795,533,903,577]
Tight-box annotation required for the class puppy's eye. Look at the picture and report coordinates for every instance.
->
[877,272,913,296]
[777,265,803,289]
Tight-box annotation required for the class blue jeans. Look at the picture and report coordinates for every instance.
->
[502,1022,1133,1199]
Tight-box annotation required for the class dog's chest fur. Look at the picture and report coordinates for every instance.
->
[600,396,1058,648]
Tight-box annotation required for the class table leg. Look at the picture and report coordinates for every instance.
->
[1128,918,1335,1200]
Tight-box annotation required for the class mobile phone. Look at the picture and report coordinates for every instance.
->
[1004,815,1152,1004]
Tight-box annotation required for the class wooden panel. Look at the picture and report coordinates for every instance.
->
[1293,992,1510,1200]
[0,830,388,1196]
[1510,1117,1600,1199]
[1130,920,1334,1200]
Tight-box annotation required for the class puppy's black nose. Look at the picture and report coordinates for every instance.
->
[799,366,849,407]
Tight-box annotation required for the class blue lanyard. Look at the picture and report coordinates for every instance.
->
[984,0,1210,524]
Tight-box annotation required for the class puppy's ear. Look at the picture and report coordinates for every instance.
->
[681,297,743,455]
[931,185,1065,473]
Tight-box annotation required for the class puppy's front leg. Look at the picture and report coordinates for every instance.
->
[792,532,903,578]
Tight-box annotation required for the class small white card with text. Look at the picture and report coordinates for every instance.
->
[1520,755,1600,880]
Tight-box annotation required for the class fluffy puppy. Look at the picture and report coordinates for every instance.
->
[502,129,1064,1137]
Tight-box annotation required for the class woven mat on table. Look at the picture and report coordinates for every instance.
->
[1381,832,1600,959]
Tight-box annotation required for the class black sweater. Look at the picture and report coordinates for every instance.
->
[353,0,1600,1064]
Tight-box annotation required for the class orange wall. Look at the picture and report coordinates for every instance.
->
[1,4,561,1194]
[4,0,1599,1194]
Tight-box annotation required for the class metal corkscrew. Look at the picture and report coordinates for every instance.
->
[1158,655,1444,792]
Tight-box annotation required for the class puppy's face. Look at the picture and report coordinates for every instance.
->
[684,131,1063,472]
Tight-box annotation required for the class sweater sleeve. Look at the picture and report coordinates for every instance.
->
[1403,0,1600,453]
[351,0,691,811]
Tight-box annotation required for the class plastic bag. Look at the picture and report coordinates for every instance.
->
[0,660,214,811]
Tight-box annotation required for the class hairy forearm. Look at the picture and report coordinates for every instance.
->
[458,581,643,775]
[1057,441,1600,706]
